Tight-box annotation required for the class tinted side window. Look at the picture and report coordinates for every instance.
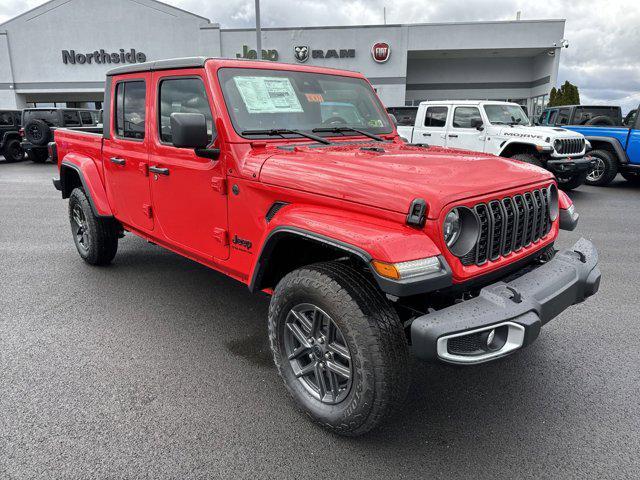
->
[452,107,481,128]
[115,81,146,140]
[424,107,448,127]
[557,108,570,125]
[548,110,558,125]
[63,111,81,126]
[0,112,13,126]
[159,78,214,144]
[80,111,93,125]
[388,107,417,126]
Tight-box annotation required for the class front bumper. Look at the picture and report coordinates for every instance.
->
[547,156,595,176]
[410,238,600,364]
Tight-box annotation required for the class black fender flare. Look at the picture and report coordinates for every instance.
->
[249,226,372,293]
[58,161,113,218]
[585,136,629,164]
[0,131,21,150]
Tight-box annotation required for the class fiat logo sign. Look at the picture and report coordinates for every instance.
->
[371,42,390,63]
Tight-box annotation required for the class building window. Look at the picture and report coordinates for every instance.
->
[115,81,146,139]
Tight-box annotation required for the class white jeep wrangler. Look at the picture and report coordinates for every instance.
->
[396,101,594,190]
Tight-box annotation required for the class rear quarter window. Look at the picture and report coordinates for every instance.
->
[23,110,59,126]
[0,112,14,126]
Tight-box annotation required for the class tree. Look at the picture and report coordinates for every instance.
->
[548,81,581,106]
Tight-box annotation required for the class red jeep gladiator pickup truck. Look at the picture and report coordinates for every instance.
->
[52,57,600,436]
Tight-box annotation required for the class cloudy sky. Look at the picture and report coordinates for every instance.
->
[1,0,638,112]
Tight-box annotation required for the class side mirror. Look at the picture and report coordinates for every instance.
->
[470,118,484,130]
[388,113,398,126]
[170,112,209,149]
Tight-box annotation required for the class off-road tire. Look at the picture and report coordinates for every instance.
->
[586,149,618,186]
[557,172,587,191]
[24,119,51,146]
[30,149,49,163]
[268,261,409,436]
[2,138,25,162]
[510,153,544,168]
[68,188,118,265]
[621,172,640,185]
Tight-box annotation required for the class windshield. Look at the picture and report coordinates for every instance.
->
[218,68,392,138]
[483,104,530,126]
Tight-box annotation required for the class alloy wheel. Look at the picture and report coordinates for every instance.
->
[284,303,353,404]
[587,157,606,182]
[71,204,90,254]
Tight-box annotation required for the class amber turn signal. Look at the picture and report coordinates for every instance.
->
[371,260,401,280]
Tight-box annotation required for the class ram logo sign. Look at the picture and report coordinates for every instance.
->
[371,42,391,63]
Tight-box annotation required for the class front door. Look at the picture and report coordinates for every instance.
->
[148,72,229,261]
[102,76,154,231]
[446,106,485,152]
[412,105,449,146]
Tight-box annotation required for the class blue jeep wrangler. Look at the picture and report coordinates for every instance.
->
[542,105,640,186]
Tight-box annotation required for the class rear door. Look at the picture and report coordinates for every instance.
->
[148,71,229,260]
[446,106,484,152]
[626,109,640,164]
[412,105,449,146]
[102,75,154,231]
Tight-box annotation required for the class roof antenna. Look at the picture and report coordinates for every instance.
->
[383,6,387,25]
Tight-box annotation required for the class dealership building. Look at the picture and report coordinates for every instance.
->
[0,0,566,117]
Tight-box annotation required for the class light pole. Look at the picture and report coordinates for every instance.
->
[255,0,262,60]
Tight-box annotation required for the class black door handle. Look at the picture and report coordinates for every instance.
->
[149,166,169,176]
[422,132,431,136]
[110,157,126,165]
[448,134,459,138]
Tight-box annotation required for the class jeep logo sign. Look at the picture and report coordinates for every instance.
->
[371,42,390,63]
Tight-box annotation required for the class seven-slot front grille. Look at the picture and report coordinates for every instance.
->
[460,187,553,266]
[555,138,584,155]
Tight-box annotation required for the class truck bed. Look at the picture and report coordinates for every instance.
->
[54,128,104,171]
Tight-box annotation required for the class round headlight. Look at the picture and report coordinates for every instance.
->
[443,210,461,247]
[443,207,480,257]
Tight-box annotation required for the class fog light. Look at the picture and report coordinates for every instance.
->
[480,325,508,351]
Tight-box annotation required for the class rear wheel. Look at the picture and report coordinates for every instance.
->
[586,149,618,186]
[30,149,49,163]
[621,172,640,185]
[2,139,25,162]
[268,261,409,436]
[68,188,119,265]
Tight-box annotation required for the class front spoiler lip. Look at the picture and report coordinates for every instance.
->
[410,238,601,364]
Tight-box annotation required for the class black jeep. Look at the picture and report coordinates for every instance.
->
[21,108,100,163]
[0,110,25,163]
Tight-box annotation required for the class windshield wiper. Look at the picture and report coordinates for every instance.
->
[312,127,384,142]
[241,128,331,145]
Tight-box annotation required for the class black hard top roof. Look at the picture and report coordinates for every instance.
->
[106,57,209,76]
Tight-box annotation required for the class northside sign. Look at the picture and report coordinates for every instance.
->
[62,49,147,65]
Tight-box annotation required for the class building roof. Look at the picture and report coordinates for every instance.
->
[0,0,212,28]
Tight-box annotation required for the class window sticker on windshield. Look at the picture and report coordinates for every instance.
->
[305,93,324,103]
[234,76,303,113]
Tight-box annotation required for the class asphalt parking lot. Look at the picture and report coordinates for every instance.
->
[1,158,639,479]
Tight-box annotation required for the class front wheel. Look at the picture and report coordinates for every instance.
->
[557,172,587,191]
[68,188,119,265]
[268,261,409,436]
[585,149,618,186]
